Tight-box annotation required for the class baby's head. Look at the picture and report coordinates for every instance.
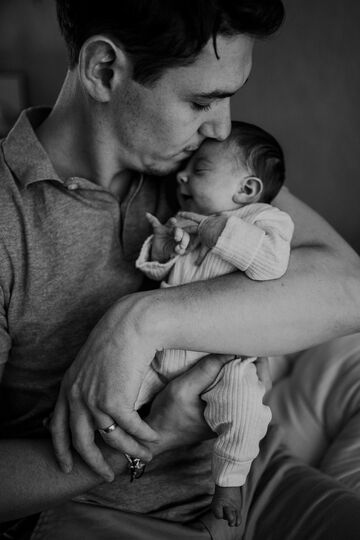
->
[176,121,285,215]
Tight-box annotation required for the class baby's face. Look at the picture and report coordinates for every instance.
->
[176,139,249,215]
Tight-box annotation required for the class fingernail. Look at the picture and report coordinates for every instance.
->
[138,448,152,462]
[104,472,115,483]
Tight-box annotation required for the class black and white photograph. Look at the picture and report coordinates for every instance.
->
[0,1,359,539]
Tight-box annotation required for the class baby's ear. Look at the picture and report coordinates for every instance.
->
[233,176,263,204]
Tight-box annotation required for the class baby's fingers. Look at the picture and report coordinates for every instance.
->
[173,226,185,243]
[177,211,205,223]
[171,217,198,235]
[174,228,190,254]
[145,212,162,230]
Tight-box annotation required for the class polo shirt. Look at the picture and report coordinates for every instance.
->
[0,108,214,522]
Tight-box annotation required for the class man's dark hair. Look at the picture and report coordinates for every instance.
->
[55,0,285,85]
[230,120,285,203]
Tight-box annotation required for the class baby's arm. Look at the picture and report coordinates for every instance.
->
[178,206,294,280]
[214,206,294,280]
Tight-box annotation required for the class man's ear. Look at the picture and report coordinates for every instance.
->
[78,36,130,102]
[233,176,264,204]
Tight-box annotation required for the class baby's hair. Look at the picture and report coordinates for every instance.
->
[229,120,285,203]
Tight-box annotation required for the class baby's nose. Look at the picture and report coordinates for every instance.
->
[176,171,188,184]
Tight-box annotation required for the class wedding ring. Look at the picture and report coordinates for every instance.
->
[98,421,118,434]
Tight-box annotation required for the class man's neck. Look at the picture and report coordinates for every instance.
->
[35,72,135,200]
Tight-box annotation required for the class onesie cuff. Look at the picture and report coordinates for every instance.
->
[213,215,265,271]
[135,235,178,280]
[212,453,251,487]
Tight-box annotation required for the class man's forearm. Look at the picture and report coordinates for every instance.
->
[140,244,360,358]
[0,438,127,522]
[136,190,360,357]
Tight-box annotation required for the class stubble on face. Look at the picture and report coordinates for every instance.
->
[109,34,253,177]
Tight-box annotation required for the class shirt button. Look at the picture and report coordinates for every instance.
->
[66,179,79,190]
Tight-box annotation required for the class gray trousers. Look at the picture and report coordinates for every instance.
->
[29,426,360,540]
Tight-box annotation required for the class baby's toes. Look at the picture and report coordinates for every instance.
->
[224,506,237,527]
[223,506,242,527]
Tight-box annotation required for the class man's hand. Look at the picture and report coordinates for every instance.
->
[255,356,272,405]
[49,293,234,482]
[147,353,236,454]
[50,293,162,482]
[146,213,190,262]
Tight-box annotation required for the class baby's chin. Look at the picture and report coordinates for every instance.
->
[177,193,197,212]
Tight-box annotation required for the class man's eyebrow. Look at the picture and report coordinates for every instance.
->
[192,77,250,100]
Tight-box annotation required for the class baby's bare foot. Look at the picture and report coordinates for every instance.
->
[211,485,242,527]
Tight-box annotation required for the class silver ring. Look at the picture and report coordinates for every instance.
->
[98,422,117,434]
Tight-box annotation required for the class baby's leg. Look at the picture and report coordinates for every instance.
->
[202,358,271,526]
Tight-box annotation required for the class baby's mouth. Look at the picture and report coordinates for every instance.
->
[177,191,193,209]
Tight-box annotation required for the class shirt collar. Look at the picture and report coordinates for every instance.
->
[2,107,63,188]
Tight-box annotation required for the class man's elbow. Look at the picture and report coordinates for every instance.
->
[339,255,360,325]
[318,244,360,333]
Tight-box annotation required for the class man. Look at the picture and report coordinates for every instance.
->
[1,1,360,538]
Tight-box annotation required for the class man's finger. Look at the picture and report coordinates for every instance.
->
[255,356,272,403]
[98,422,153,461]
[93,408,153,461]
[178,354,236,395]
[50,389,73,474]
[107,408,159,446]
[69,405,115,482]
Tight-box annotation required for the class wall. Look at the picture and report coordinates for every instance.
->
[1,0,359,251]
[0,0,66,106]
[232,0,360,252]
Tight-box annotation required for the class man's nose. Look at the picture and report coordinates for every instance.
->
[199,99,231,141]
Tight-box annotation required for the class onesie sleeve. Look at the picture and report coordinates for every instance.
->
[135,234,179,281]
[212,205,294,280]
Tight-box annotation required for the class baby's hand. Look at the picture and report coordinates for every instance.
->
[172,220,191,255]
[211,485,242,528]
[146,213,190,262]
[177,212,228,249]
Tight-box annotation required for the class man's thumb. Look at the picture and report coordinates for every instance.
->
[184,354,237,394]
